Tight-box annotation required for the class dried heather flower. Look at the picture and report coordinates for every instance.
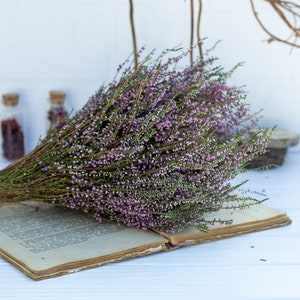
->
[0,49,270,232]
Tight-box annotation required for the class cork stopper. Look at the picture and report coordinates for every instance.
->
[2,93,19,106]
[50,90,66,105]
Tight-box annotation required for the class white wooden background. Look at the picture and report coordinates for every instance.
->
[0,0,300,156]
[1,149,300,299]
[0,1,300,298]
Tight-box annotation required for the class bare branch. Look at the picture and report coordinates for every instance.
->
[129,0,138,69]
[250,0,300,48]
[197,0,204,60]
[190,0,194,66]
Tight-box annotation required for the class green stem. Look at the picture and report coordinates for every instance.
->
[197,0,203,60]
[190,0,194,67]
[129,0,138,69]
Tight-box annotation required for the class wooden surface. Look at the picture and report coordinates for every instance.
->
[0,149,300,300]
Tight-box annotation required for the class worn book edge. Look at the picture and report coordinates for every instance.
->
[0,241,167,281]
[159,212,291,247]
[0,202,291,280]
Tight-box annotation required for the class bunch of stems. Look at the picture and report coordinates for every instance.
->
[0,49,270,232]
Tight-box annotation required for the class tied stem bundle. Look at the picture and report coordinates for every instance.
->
[0,49,270,232]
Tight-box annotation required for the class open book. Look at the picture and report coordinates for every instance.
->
[0,201,291,280]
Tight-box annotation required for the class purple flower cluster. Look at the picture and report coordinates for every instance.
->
[0,49,270,232]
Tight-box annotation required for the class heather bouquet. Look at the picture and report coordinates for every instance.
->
[0,49,270,232]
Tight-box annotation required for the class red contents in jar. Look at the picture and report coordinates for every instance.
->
[1,118,25,160]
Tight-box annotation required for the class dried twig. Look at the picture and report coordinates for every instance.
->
[250,0,300,48]
[129,0,138,68]
[197,0,204,59]
[190,0,195,66]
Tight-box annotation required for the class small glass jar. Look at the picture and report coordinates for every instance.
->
[1,93,25,161]
[48,90,68,132]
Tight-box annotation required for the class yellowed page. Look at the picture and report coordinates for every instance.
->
[159,204,291,246]
[0,202,168,280]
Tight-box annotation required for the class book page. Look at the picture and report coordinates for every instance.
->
[0,202,168,279]
[159,204,291,246]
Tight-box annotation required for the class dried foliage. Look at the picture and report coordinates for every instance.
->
[0,49,270,232]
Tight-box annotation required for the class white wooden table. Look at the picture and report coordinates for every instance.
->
[0,149,300,300]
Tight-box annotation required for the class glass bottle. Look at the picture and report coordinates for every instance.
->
[1,93,25,161]
[48,90,68,132]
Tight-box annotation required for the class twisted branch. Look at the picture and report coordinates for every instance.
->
[250,0,300,48]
